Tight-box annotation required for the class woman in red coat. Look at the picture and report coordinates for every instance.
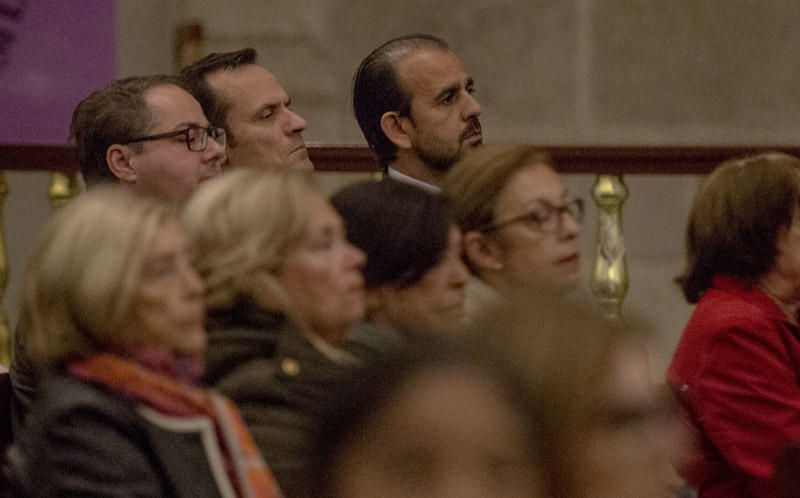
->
[669,152,800,498]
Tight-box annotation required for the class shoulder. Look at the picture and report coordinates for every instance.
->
[689,285,781,332]
[344,321,404,361]
[32,376,139,426]
[207,319,351,415]
[18,376,147,451]
[670,284,800,386]
[6,377,163,497]
[205,317,339,402]
[204,320,284,386]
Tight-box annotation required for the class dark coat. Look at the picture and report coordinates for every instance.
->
[204,299,353,497]
[9,318,37,432]
[5,377,232,498]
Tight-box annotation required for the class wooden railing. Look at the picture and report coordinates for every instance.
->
[6,143,800,174]
[2,143,800,365]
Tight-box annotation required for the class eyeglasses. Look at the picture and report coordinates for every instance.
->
[124,125,226,151]
[482,198,584,234]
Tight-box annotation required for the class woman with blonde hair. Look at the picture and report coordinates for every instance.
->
[6,187,281,497]
[443,144,583,321]
[182,169,367,497]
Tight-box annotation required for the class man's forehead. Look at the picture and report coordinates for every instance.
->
[206,64,288,109]
[394,48,468,97]
[143,83,207,129]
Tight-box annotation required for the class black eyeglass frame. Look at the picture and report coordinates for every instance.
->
[480,198,585,234]
[123,124,227,151]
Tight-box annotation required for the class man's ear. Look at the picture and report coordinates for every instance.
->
[379,111,412,151]
[106,144,138,183]
[463,230,505,272]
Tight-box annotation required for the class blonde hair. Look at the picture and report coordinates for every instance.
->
[20,186,175,370]
[443,144,553,233]
[181,168,313,311]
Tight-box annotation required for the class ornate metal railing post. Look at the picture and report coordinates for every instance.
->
[0,173,10,365]
[48,171,79,211]
[591,174,629,322]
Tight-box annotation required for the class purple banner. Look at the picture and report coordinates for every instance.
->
[0,0,115,144]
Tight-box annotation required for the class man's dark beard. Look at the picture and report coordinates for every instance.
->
[419,145,463,173]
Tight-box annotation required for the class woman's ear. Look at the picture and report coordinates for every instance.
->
[463,230,505,272]
[379,111,413,151]
[106,144,138,183]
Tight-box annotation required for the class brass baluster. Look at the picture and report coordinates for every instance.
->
[591,174,629,322]
[48,172,79,211]
[0,173,10,366]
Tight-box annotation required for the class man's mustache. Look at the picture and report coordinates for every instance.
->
[460,119,482,140]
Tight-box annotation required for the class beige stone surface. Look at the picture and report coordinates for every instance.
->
[591,1,800,143]
[10,0,799,374]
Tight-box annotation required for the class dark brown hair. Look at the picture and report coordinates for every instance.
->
[331,179,451,288]
[70,74,187,187]
[180,48,257,142]
[352,34,449,169]
[678,152,800,303]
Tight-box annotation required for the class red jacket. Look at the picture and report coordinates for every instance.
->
[668,275,800,497]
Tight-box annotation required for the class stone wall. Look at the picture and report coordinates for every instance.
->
[120,0,800,375]
[7,1,796,376]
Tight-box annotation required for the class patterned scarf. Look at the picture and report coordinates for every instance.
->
[67,349,283,498]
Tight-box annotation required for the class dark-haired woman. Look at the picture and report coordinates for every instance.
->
[331,179,469,336]
[668,152,800,498]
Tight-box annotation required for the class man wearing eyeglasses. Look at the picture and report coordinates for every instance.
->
[72,74,227,203]
[10,74,227,430]
[180,49,313,171]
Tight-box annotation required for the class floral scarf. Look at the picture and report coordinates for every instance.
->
[68,348,282,498]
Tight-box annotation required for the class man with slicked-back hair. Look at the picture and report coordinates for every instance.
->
[353,34,483,192]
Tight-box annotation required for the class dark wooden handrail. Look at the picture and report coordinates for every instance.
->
[4,143,800,175]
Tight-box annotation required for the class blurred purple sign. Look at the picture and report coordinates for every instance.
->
[0,0,115,144]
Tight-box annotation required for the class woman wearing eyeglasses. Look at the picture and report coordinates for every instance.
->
[443,144,583,323]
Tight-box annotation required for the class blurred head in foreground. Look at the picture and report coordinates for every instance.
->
[310,339,545,498]
[473,293,689,498]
